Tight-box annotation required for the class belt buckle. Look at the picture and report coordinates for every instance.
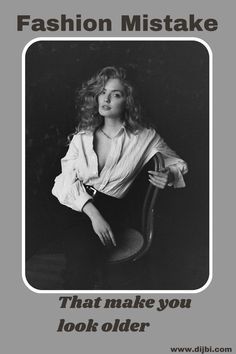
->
[91,186,97,197]
[86,185,97,197]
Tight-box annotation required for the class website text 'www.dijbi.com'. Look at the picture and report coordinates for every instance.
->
[170,346,232,353]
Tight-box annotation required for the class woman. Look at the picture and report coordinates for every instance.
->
[52,66,188,289]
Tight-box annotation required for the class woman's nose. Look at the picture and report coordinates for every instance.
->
[104,95,110,103]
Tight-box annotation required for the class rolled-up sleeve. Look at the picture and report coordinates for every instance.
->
[51,136,93,212]
[148,130,188,188]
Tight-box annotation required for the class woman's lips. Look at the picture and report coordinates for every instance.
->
[101,105,111,110]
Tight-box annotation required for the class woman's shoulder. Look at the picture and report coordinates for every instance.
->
[136,126,160,140]
[69,130,93,145]
[72,129,93,138]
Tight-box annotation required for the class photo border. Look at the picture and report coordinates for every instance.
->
[22,37,213,294]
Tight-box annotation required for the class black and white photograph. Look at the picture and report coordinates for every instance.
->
[25,40,209,291]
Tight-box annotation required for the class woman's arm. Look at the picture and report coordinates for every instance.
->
[52,135,93,212]
[148,130,188,188]
[82,202,116,247]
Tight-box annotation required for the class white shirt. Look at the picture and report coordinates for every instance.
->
[52,126,188,212]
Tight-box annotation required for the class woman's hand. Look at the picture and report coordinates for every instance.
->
[82,202,116,247]
[148,168,173,189]
[90,213,116,247]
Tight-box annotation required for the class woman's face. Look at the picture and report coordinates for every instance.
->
[98,78,126,120]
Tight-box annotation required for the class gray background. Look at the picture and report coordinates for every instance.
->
[1,0,235,352]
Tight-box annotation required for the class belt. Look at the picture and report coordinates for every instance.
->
[84,185,124,210]
[84,184,97,197]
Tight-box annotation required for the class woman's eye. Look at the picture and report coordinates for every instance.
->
[113,93,121,98]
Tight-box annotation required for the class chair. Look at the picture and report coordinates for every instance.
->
[106,152,165,264]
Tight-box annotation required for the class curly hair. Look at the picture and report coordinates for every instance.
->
[73,66,146,135]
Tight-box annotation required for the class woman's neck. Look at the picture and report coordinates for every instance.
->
[102,118,123,134]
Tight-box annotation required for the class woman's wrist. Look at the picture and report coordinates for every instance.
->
[82,201,101,220]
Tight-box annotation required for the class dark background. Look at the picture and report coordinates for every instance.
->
[26,40,209,290]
